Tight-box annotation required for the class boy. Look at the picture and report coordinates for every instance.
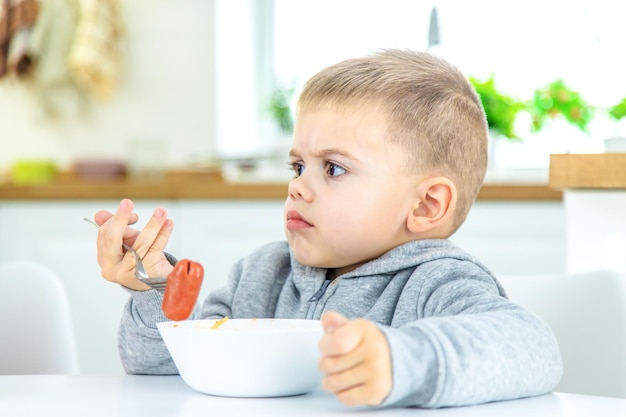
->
[92,49,562,408]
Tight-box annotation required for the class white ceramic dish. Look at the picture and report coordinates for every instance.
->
[157,318,324,398]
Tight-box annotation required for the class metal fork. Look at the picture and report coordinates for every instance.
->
[83,217,167,292]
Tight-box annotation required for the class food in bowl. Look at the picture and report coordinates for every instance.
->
[209,316,229,329]
[157,318,324,398]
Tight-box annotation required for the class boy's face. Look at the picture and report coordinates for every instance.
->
[284,105,421,275]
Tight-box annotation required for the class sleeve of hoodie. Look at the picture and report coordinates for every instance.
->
[378,260,563,409]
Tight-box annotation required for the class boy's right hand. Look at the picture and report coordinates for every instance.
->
[93,199,175,291]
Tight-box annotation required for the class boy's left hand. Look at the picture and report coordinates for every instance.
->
[318,311,392,406]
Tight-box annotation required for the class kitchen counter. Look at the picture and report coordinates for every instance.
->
[549,153,626,189]
[548,153,626,273]
[0,171,561,201]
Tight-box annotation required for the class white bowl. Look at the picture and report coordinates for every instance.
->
[157,318,324,397]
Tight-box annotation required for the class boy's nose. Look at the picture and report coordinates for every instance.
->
[287,175,314,202]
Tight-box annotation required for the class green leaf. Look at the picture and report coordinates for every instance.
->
[470,75,526,140]
[529,80,594,132]
[608,98,626,120]
[268,81,296,133]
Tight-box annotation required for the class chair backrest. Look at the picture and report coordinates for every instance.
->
[498,270,626,398]
[0,261,80,374]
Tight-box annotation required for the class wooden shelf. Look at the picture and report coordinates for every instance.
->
[549,153,626,189]
[0,172,561,201]
[477,183,561,201]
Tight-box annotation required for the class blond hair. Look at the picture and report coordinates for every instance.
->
[297,49,488,233]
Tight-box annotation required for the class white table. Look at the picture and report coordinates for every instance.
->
[1,374,625,417]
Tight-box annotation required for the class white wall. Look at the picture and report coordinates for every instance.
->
[0,0,217,172]
[451,201,566,275]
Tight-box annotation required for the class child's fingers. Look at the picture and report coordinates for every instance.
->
[97,199,136,266]
[321,310,349,333]
[333,376,391,407]
[149,217,175,255]
[319,319,393,407]
[319,342,363,374]
[93,210,113,226]
[321,349,391,407]
[319,317,366,357]
[94,207,138,228]
[321,360,368,395]
[146,218,176,278]
[319,318,383,374]
[131,207,170,258]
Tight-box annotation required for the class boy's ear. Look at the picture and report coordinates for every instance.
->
[407,177,457,235]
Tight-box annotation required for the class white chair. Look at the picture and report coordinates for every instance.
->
[499,270,626,398]
[0,261,80,374]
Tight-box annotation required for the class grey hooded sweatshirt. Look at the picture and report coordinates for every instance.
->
[118,239,562,409]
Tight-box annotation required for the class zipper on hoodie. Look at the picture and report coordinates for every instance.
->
[308,278,332,302]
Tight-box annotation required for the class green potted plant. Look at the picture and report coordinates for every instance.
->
[469,75,527,140]
[528,79,594,133]
[268,81,296,135]
[471,77,597,139]
[469,75,530,172]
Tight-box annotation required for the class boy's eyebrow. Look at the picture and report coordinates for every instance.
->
[289,148,358,161]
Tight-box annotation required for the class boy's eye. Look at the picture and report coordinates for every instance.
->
[326,162,346,177]
[290,162,304,177]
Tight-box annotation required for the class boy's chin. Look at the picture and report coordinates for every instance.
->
[292,251,331,270]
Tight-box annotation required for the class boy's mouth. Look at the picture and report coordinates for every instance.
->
[286,210,313,230]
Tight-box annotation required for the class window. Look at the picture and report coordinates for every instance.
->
[215,1,626,175]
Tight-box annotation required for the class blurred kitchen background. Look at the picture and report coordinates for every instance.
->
[1,1,625,374]
[3,0,625,179]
